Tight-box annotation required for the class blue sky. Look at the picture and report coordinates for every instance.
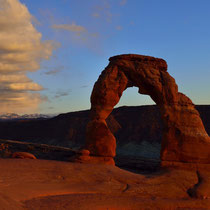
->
[1,0,210,114]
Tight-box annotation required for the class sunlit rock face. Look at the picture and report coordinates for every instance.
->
[86,54,210,164]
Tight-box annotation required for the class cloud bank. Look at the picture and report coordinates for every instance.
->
[0,0,54,114]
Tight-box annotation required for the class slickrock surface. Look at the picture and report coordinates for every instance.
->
[0,159,210,210]
[86,54,210,164]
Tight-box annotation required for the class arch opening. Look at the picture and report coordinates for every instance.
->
[112,86,161,160]
[114,87,155,108]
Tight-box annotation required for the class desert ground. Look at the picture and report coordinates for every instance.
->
[0,158,210,210]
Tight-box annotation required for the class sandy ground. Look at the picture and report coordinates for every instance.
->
[0,159,210,210]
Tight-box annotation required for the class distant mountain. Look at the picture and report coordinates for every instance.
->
[0,105,209,159]
[0,113,56,120]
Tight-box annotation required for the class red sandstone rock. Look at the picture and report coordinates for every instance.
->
[75,155,115,165]
[70,153,115,165]
[77,149,90,156]
[86,54,210,164]
[12,152,36,159]
[86,119,116,157]
[71,148,115,165]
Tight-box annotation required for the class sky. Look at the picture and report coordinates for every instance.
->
[0,0,210,114]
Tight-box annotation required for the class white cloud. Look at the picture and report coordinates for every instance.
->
[44,66,64,75]
[0,92,45,114]
[0,0,55,114]
[51,21,100,51]
[92,13,100,18]
[8,82,43,91]
[120,0,127,6]
[54,90,70,98]
[91,0,112,22]
[116,25,122,30]
[52,23,86,33]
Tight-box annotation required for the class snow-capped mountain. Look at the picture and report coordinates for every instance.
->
[0,113,55,120]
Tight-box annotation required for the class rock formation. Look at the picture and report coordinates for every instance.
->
[85,54,210,165]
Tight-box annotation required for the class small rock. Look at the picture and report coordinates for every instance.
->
[11,152,36,159]
[77,149,90,156]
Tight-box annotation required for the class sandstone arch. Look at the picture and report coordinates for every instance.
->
[85,54,210,165]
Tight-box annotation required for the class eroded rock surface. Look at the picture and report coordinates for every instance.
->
[86,54,210,164]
